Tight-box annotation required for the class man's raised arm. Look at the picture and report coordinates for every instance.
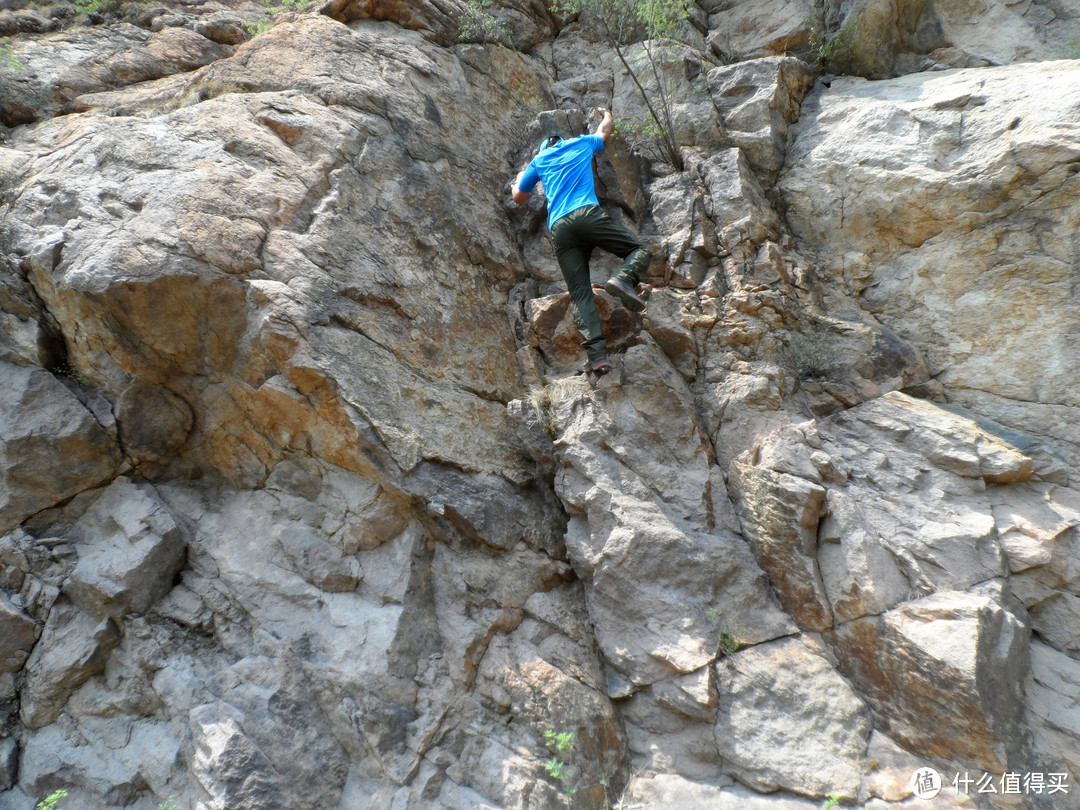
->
[511,170,530,205]
[594,108,613,141]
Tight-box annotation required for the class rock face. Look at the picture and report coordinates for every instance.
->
[2,1,1080,809]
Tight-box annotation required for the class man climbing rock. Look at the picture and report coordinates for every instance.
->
[512,108,652,377]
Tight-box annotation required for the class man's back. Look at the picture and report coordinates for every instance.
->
[519,134,604,228]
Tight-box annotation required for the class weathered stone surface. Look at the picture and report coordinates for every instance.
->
[705,0,815,62]
[4,2,1080,807]
[20,599,122,728]
[728,458,832,630]
[547,340,795,689]
[1026,639,1080,804]
[828,584,1030,774]
[780,62,1080,465]
[714,635,872,799]
[705,57,815,186]
[1,23,232,125]
[0,592,37,673]
[0,362,122,535]
[7,16,552,492]
[0,738,15,791]
[620,774,821,808]
[59,479,187,617]
[620,675,727,782]
[733,392,1035,626]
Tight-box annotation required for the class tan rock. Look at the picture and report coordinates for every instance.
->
[706,0,815,62]
[780,62,1080,465]
[714,635,873,798]
[828,585,1029,774]
[728,459,833,631]
[0,362,122,535]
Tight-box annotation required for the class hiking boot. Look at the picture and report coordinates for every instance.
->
[605,277,647,313]
[584,357,613,377]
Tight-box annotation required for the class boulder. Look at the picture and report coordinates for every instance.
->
[0,592,37,673]
[714,636,872,798]
[546,341,795,689]
[828,584,1030,774]
[705,57,815,186]
[728,459,832,630]
[62,479,187,618]
[0,362,122,535]
[19,599,122,728]
[780,61,1080,466]
[705,0,816,62]
[0,23,232,125]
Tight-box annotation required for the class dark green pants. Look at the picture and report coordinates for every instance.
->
[550,205,651,362]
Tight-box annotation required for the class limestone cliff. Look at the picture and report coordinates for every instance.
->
[1,0,1079,808]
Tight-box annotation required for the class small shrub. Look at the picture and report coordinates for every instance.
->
[718,631,739,656]
[527,376,590,437]
[245,0,307,37]
[544,729,575,755]
[456,0,512,45]
[74,0,110,14]
[542,728,578,796]
[781,325,844,380]
[822,794,841,809]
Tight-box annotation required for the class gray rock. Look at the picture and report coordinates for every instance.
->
[621,775,823,808]
[705,57,815,186]
[779,61,1080,468]
[714,635,872,799]
[0,362,121,535]
[706,0,816,61]
[732,393,1026,626]
[20,599,121,728]
[275,525,361,593]
[0,738,15,791]
[191,704,293,810]
[0,591,37,673]
[1027,640,1080,804]
[63,478,187,618]
[550,341,795,687]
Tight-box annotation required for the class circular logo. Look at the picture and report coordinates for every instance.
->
[911,767,943,799]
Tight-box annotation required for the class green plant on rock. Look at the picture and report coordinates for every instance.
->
[718,631,739,656]
[35,790,68,810]
[245,0,307,37]
[457,0,513,45]
[159,796,179,810]
[0,38,22,70]
[74,0,110,14]
[542,728,578,795]
[822,794,841,809]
